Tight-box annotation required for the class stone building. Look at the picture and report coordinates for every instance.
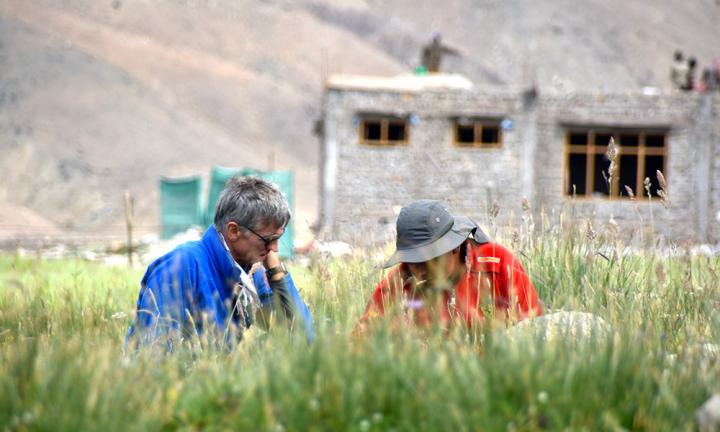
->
[319,73,720,246]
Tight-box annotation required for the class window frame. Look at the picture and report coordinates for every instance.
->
[453,117,503,149]
[358,115,409,147]
[563,127,668,200]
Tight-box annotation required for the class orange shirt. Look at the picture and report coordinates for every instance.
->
[359,241,542,328]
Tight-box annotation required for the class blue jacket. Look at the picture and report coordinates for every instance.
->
[126,225,314,347]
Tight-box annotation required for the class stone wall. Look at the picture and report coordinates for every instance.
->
[711,98,720,243]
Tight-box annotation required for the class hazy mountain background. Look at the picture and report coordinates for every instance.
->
[1,0,718,242]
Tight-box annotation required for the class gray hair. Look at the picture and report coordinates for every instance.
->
[213,176,291,233]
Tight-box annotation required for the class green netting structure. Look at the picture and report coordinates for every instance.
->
[258,170,294,258]
[204,166,295,258]
[160,175,203,239]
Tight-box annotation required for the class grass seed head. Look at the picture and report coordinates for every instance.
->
[489,201,500,219]
[624,185,635,200]
[522,198,531,213]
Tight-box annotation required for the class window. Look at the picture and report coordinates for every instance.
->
[454,118,502,148]
[359,115,408,146]
[564,128,668,199]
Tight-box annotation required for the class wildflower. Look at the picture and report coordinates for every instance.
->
[308,398,320,411]
[359,419,371,431]
[537,391,549,404]
[22,411,34,424]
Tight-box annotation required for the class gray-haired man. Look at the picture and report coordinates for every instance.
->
[127,176,314,348]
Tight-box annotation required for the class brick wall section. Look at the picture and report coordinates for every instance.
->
[321,84,720,246]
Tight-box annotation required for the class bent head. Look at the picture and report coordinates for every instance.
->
[214,176,290,268]
[405,246,464,291]
[385,200,478,290]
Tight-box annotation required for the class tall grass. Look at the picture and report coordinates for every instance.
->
[1,224,719,431]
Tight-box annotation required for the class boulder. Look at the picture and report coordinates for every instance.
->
[696,394,720,432]
[508,311,613,343]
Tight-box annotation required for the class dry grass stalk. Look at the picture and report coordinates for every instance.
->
[606,137,618,187]
[656,170,669,207]
[585,220,596,241]
[624,185,636,200]
[489,201,500,219]
[522,198,531,213]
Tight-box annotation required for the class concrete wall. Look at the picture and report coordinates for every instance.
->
[321,85,720,245]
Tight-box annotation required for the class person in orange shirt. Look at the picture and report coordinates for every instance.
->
[358,200,542,331]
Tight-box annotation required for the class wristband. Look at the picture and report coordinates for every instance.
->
[266,262,288,279]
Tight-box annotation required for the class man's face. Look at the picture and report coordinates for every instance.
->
[405,248,462,291]
[223,221,284,268]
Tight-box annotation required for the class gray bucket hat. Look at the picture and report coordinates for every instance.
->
[384,200,489,268]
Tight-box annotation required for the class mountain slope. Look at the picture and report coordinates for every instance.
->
[0,0,717,240]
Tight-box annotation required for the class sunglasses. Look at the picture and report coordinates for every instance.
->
[244,226,284,248]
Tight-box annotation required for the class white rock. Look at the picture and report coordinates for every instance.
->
[696,394,720,432]
[317,241,353,257]
[508,311,612,342]
[140,227,202,264]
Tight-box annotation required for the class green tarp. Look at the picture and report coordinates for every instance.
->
[159,175,203,239]
[160,167,295,258]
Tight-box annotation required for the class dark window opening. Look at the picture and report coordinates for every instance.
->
[453,119,502,148]
[364,121,381,141]
[593,153,611,196]
[620,134,639,147]
[565,128,667,200]
[387,121,406,141]
[595,133,613,147]
[643,155,665,197]
[619,154,638,196]
[645,134,665,147]
[360,116,408,146]
[569,132,588,146]
[481,126,500,144]
[457,125,474,143]
[567,153,587,195]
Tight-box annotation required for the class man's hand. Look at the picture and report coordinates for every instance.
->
[263,251,285,281]
[264,250,280,268]
[255,250,293,331]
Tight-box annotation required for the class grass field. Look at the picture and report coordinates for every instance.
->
[1,220,719,431]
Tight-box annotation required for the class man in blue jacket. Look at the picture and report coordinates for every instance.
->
[126,176,314,349]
